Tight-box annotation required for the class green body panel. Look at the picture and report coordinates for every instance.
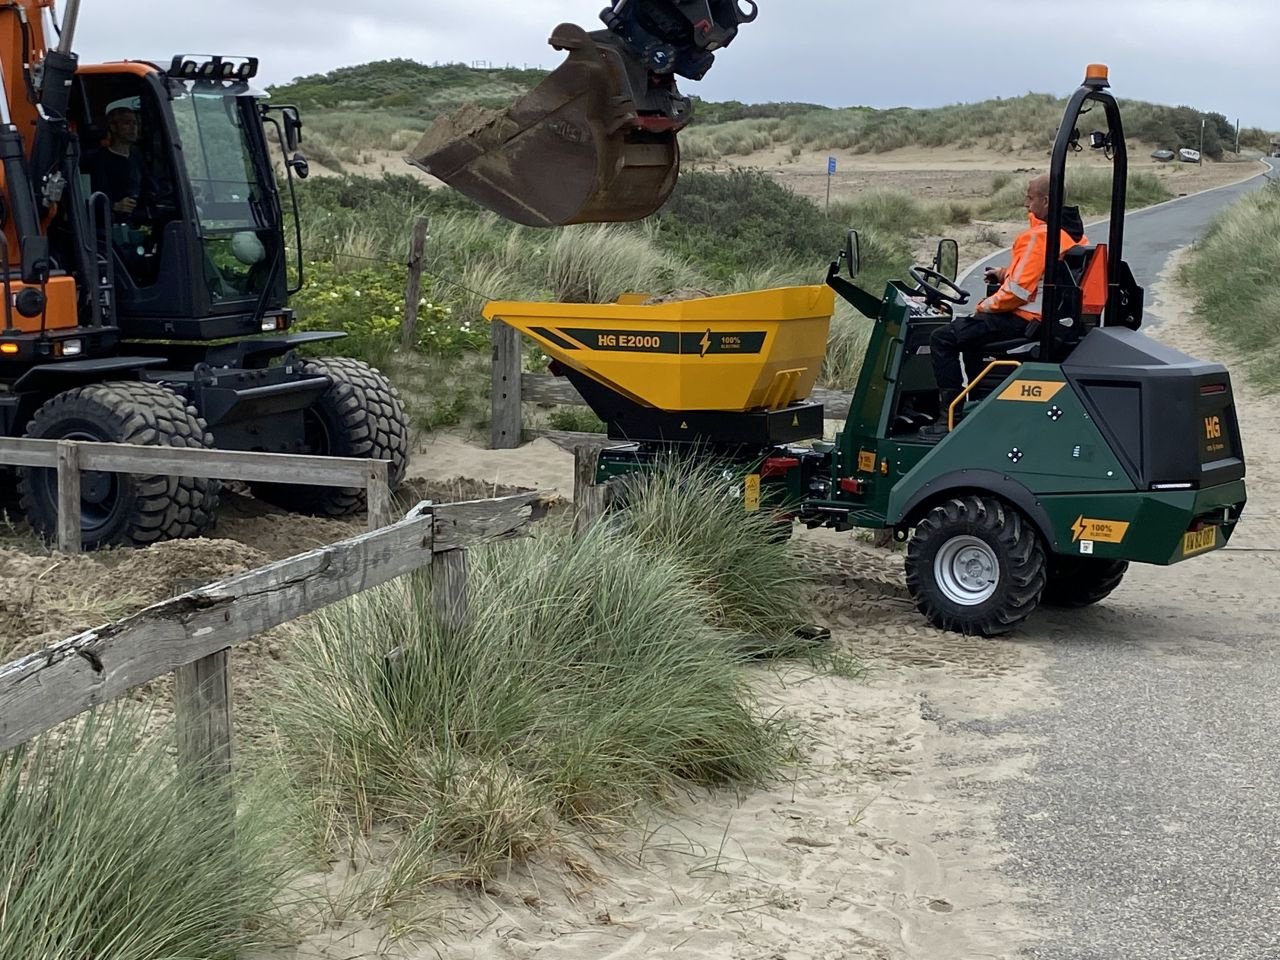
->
[885,364,1134,512]
[1037,481,1245,564]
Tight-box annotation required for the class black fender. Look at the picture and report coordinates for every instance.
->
[12,357,168,395]
[892,469,1061,551]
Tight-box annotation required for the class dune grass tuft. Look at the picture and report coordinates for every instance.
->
[0,706,300,959]
[275,516,793,904]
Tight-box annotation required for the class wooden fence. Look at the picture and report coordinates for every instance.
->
[0,490,551,787]
[488,320,855,450]
[0,437,396,553]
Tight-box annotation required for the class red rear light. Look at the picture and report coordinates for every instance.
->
[1201,383,1227,396]
[839,478,864,495]
[760,456,800,479]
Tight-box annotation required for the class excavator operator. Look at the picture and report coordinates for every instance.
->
[921,174,1087,438]
[83,97,157,222]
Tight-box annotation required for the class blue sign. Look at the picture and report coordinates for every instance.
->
[827,156,837,175]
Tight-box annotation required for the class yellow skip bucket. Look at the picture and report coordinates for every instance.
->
[482,285,835,413]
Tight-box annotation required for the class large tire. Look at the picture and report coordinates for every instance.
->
[252,357,409,518]
[905,496,1046,636]
[18,382,219,550]
[1041,556,1128,608]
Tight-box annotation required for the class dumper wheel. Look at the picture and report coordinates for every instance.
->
[1041,557,1129,608]
[252,358,409,518]
[905,496,1046,636]
[18,381,219,550]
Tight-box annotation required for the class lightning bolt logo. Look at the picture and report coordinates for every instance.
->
[1071,515,1088,542]
[699,328,712,358]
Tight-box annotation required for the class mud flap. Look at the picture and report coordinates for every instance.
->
[406,23,680,227]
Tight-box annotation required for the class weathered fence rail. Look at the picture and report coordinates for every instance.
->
[0,437,395,552]
[489,320,853,449]
[0,491,551,773]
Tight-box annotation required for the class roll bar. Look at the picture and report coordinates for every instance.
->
[1042,66,1128,359]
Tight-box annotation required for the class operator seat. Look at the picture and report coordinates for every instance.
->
[977,244,1105,365]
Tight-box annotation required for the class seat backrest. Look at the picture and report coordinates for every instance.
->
[1079,243,1108,320]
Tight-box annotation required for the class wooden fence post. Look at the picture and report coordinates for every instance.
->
[174,649,234,790]
[491,320,522,449]
[56,440,81,554]
[574,446,605,536]
[432,549,470,637]
[400,216,430,350]
[366,460,392,532]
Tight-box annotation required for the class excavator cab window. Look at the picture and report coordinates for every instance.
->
[169,81,278,302]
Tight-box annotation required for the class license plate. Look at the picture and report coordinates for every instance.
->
[744,474,761,513]
[1182,525,1219,557]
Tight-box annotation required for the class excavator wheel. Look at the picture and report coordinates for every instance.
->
[408,23,680,227]
[251,358,410,519]
[18,382,219,550]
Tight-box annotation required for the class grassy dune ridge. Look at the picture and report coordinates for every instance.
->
[269,60,1271,168]
[1182,180,1280,388]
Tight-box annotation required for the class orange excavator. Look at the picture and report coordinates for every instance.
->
[409,0,758,227]
[0,0,411,550]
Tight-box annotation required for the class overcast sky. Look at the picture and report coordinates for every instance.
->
[73,1,1280,129]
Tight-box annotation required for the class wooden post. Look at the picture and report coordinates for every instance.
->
[432,549,470,637]
[366,460,392,532]
[490,320,522,449]
[400,216,430,350]
[56,440,81,554]
[174,649,234,788]
[573,446,604,537]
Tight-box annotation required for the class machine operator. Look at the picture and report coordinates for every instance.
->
[83,96,159,223]
[921,174,1087,438]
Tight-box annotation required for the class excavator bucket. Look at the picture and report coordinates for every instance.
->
[407,23,681,228]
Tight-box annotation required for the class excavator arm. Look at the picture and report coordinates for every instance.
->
[408,1,758,227]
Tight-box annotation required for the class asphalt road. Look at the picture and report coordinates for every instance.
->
[958,160,1276,312]
[951,160,1280,958]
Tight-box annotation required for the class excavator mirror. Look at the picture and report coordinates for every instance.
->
[281,107,303,152]
[844,230,861,280]
[934,239,959,282]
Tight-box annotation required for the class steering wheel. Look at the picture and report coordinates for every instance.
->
[909,266,970,308]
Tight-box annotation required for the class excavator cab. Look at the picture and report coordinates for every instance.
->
[67,63,293,337]
[408,1,758,227]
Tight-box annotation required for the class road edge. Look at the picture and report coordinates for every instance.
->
[958,159,1275,286]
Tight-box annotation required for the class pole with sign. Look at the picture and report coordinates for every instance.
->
[826,156,836,214]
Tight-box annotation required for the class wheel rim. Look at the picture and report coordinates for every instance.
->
[37,425,123,537]
[934,535,999,606]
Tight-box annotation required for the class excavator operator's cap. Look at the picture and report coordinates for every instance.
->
[105,96,141,117]
[1085,64,1110,88]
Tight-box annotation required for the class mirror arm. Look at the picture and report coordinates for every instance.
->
[825,270,882,320]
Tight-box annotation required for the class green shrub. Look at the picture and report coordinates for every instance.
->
[655,168,844,281]
[0,707,299,959]
[292,261,483,366]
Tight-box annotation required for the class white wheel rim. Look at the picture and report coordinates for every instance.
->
[934,535,999,606]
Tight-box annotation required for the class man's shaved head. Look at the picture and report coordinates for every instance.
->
[1025,174,1051,219]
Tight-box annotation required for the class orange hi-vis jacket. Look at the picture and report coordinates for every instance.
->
[977,212,1087,322]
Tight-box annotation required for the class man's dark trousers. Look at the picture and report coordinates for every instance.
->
[930,311,1031,394]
